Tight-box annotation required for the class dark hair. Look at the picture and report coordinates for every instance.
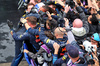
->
[90,13,99,25]
[44,31,54,40]
[46,1,56,8]
[46,19,57,30]
[74,13,80,19]
[77,2,81,6]
[42,6,57,15]
[88,7,92,12]
[49,5,56,9]
[27,16,37,25]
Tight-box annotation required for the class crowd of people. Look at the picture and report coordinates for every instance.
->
[7,0,100,66]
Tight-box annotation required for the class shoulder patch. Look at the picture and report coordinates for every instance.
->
[55,1,57,4]
[57,14,59,16]
[22,14,26,17]
[39,27,41,32]
[46,39,50,43]
[62,56,66,60]
[20,35,22,38]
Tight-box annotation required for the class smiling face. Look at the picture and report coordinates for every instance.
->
[90,38,98,47]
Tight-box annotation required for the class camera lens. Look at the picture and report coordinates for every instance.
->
[91,46,93,49]
[87,59,95,65]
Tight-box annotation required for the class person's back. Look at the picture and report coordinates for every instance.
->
[53,27,68,58]
[70,5,89,42]
[9,16,41,66]
[88,14,100,36]
[53,44,87,66]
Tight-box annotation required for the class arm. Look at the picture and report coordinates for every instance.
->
[53,55,58,64]
[76,6,89,34]
[64,18,83,52]
[38,12,53,44]
[91,0,100,16]
[87,0,93,7]
[39,30,55,45]
[63,5,79,22]
[65,29,83,52]
[12,31,30,41]
[74,0,87,21]
[24,49,36,60]
[92,0,99,11]
[64,18,75,44]
[20,18,31,30]
[55,0,65,7]
[92,52,99,66]
[53,53,68,66]
[27,28,39,35]
[80,6,89,14]
[53,42,60,64]
[67,31,75,44]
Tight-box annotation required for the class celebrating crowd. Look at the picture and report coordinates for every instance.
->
[7,0,100,66]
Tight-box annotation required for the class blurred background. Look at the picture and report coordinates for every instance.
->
[0,0,24,63]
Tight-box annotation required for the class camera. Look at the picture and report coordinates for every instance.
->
[84,52,95,65]
[83,41,97,52]
[38,11,48,27]
[39,11,48,18]
[57,18,65,27]
[65,0,75,8]
[97,49,100,61]
[30,7,38,13]
[83,41,95,65]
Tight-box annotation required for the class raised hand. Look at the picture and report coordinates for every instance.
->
[64,18,69,27]
[64,5,70,13]
[46,11,52,20]
[53,43,60,54]
[23,49,29,53]
[20,18,27,24]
